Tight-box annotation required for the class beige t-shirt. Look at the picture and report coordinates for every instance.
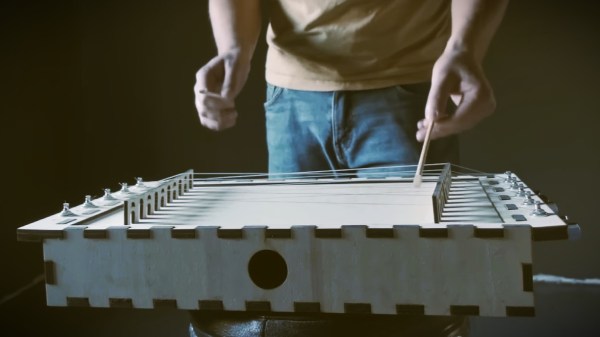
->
[265,0,451,91]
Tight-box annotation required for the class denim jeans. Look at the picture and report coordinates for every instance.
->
[265,82,459,178]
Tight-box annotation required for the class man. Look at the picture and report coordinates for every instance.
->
[192,0,508,336]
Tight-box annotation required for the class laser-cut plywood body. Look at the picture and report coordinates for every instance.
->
[17,165,576,317]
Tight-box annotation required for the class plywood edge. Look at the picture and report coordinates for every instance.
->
[17,229,64,242]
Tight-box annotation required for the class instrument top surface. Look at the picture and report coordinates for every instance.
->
[18,171,568,232]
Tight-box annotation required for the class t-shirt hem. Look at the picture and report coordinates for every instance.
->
[265,71,432,91]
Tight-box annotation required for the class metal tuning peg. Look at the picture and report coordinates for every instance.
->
[504,171,513,182]
[510,179,520,190]
[119,183,131,194]
[60,202,77,217]
[135,177,146,189]
[132,177,149,192]
[102,188,117,201]
[531,200,548,217]
[515,184,527,197]
[534,190,558,212]
[83,195,99,209]
[522,191,535,206]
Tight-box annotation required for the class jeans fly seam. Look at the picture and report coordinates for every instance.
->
[331,92,346,169]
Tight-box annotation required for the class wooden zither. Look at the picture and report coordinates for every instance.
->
[17,164,580,317]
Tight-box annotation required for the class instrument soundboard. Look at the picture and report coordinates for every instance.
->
[17,164,580,317]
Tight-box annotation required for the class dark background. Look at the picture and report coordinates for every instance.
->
[1,0,599,336]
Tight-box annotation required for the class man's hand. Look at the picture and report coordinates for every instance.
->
[417,49,496,142]
[417,0,508,142]
[194,51,251,131]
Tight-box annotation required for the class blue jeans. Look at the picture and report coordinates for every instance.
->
[265,83,459,178]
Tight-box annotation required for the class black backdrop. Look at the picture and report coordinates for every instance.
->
[1,1,599,336]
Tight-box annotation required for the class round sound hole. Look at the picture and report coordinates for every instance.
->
[248,250,288,289]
